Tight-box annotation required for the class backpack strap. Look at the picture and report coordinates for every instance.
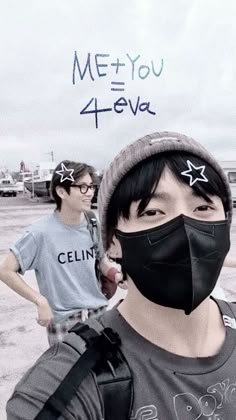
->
[35,319,133,420]
[85,210,100,259]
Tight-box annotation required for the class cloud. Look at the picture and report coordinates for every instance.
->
[0,0,235,170]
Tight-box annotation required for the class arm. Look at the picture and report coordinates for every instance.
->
[0,252,53,327]
[224,255,236,268]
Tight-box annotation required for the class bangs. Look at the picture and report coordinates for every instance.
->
[166,155,228,209]
[106,152,229,245]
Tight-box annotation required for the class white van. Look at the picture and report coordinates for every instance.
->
[220,161,236,207]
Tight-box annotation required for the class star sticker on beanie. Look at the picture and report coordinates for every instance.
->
[55,163,75,183]
[181,160,208,186]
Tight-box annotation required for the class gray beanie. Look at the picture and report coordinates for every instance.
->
[98,131,232,249]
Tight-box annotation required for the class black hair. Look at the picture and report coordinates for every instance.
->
[51,160,96,211]
[106,152,229,246]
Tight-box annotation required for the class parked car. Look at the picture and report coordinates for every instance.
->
[0,179,18,197]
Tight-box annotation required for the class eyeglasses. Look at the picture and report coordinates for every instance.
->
[70,184,96,194]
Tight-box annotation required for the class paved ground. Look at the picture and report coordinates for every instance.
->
[0,195,235,419]
[0,196,54,418]
[0,195,126,418]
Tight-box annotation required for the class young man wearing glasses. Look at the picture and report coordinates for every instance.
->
[0,160,122,345]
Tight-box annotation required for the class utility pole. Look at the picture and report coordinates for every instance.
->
[44,151,54,161]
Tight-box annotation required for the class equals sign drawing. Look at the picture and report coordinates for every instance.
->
[111,81,125,92]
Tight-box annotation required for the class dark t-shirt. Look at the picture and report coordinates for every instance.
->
[7,299,236,419]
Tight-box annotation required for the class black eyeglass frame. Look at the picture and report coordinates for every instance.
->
[70,184,97,194]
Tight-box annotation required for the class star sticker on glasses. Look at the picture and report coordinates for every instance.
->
[181,160,208,186]
[55,163,75,183]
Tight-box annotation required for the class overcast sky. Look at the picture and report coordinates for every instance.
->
[0,0,235,171]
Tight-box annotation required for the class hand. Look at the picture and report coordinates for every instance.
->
[114,272,127,288]
[35,296,54,327]
[114,271,128,289]
[116,273,128,290]
[114,271,123,284]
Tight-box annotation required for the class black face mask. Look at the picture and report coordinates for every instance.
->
[116,215,230,314]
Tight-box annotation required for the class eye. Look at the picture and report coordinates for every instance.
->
[194,205,214,212]
[140,209,165,217]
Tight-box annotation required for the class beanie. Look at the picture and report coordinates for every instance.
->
[98,131,233,249]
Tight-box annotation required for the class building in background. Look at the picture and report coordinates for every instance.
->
[220,161,236,207]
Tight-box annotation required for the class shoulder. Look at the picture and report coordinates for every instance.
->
[99,307,123,324]
[213,298,236,327]
[21,214,57,240]
[214,298,236,312]
[7,340,102,419]
[28,213,56,233]
[222,299,236,318]
[98,308,128,338]
[12,342,77,394]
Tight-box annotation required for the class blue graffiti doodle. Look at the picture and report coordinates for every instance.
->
[80,96,156,128]
[72,52,163,83]
[72,51,163,128]
[131,405,159,420]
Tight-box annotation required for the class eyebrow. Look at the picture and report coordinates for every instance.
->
[151,192,171,201]
[151,190,207,201]
[74,181,94,185]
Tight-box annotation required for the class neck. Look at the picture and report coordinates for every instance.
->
[56,207,84,225]
[119,282,225,357]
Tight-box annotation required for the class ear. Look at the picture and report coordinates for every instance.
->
[55,185,67,200]
[107,235,122,259]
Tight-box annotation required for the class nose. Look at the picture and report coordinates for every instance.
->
[165,202,193,222]
[85,187,94,197]
[174,204,190,217]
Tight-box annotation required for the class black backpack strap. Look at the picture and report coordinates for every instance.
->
[85,210,100,259]
[35,320,133,420]
[95,347,133,420]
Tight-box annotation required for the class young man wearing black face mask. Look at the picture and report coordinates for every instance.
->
[7,132,236,420]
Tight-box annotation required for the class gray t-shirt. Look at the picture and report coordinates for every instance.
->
[11,212,107,321]
[6,299,236,419]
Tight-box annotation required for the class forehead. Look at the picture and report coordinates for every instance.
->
[156,166,192,196]
[148,166,216,203]
[127,166,224,216]
[126,167,199,217]
[75,172,92,184]
[139,166,222,206]
[139,165,212,207]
